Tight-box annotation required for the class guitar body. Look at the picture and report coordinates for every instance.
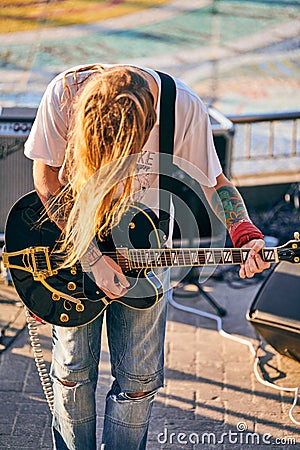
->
[4,191,163,327]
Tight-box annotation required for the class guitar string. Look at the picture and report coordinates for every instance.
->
[48,248,271,266]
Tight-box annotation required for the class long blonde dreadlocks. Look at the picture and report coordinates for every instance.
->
[57,65,157,267]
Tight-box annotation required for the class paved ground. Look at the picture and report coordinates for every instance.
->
[1,266,300,449]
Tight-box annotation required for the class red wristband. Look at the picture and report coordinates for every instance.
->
[229,220,264,248]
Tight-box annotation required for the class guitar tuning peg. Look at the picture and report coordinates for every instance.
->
[294,232,300,241]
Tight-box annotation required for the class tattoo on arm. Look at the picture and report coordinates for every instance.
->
[80,239,102,269]
[38,188,73,229]
[211,185,249,230]
[85,240,102,262]
[45,191,66,226]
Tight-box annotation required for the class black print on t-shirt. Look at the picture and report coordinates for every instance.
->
[136,151,155,172]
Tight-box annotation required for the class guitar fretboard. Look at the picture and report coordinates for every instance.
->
[116,247,278,270]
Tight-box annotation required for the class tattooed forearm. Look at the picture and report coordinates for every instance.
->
[211,185,249,230]
[80,239,102,270]
[46,192,66,226]
[85,240,102,265]
[37,187,73,229]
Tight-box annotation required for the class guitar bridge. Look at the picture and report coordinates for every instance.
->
[3,246,58,280]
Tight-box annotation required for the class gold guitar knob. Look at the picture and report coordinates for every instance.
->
[76,303,85,312]
[129,222,135,229]
[52,293,60,301]
[294,232,300,241]
[70,267,77,275]
[67,282,76,291]
[60,313,69,323]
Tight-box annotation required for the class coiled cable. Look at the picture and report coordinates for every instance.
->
[25,309,54,414]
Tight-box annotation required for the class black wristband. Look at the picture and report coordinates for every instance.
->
[89,253,103,267]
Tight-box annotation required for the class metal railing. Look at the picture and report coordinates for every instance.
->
[228,111,300,161]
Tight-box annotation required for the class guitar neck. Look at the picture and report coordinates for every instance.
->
[117,247,279,270]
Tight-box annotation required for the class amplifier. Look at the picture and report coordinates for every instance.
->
[247,261,300,362]
[0,107,37,232]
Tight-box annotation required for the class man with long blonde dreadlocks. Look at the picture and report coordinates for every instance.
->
[24,64,270,450]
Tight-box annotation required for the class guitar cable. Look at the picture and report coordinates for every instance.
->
[168,295,300,426]
[25,309,54,414]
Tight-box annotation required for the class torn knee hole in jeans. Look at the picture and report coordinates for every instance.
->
[126,392,147,399]
[55,378,89,403]
[57,379,77,387]
[112,389,158,403]
[53,374,91,389]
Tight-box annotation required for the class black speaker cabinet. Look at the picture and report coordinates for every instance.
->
[247,261,300,362]
[0,107,37,233]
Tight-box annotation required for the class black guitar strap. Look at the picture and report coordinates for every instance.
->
[156,71,176,243]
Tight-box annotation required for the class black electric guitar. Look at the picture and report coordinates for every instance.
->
[3,191,300,327]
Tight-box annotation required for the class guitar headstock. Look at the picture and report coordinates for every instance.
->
[277,232,300,264]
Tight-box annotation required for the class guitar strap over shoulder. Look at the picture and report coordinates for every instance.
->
[156,71,176,242]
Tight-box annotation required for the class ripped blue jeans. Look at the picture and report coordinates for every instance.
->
[50,269,170,450]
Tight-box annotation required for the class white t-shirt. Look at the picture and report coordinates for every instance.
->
[25,63,221,182]
[24,64,222,243]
